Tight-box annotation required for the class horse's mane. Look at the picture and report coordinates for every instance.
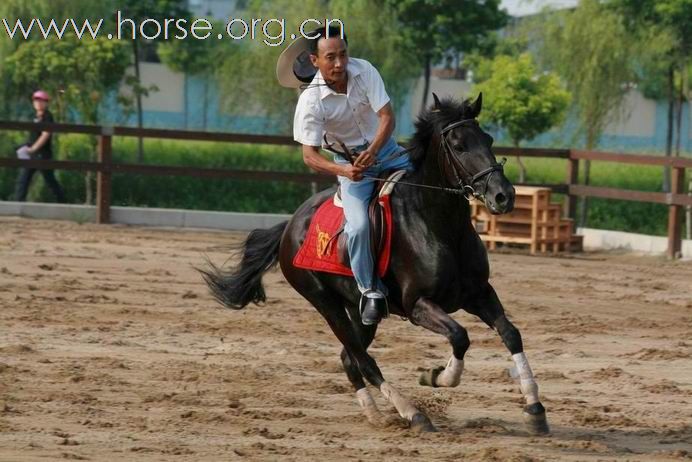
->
[407,96,478,167]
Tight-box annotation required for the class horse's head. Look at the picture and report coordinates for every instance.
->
[432,92,515,215]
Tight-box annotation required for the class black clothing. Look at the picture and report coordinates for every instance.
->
[26,110,54,158]
[14,110,65,202]
[14,168,65,202]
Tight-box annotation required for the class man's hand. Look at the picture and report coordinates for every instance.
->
[340,163,366,181]
[354,148,376,169]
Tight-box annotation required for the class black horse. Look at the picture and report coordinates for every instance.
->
[201,93,549,434]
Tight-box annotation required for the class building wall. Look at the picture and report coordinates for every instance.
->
[187,0,238,19]
[401,75,690,153]
[109,63,691,154]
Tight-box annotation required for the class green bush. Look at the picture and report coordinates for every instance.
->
[108,138,317,213]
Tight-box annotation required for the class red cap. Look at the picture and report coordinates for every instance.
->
[32,90,50,102]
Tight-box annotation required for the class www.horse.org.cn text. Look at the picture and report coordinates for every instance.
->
[1,13,345,47]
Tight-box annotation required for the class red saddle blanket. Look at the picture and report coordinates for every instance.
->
[292,196,393,277]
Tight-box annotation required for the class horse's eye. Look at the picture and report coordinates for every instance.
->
[453,144,464,151]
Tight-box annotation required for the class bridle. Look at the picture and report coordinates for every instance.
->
[438,118,506,201]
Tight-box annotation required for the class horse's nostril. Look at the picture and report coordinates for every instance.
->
[495,193,507,204]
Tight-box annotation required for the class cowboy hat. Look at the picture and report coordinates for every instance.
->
[277,26,348,89]
[276,35,317,89]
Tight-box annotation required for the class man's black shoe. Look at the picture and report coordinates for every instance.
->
[360,290,387,326]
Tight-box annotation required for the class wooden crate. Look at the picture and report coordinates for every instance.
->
[471,186,583,254]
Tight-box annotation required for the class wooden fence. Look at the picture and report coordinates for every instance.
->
[0,120,690,258]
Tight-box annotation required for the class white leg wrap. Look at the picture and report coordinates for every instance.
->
[435,356,464,387]
[512,352,540,405]
[356,387,377,409]
[356,388,383,423]
[380,382,418,421]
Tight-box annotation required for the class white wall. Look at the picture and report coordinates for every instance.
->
[120,63,185,113]
[409,76,473,119]
[603,90,657,138]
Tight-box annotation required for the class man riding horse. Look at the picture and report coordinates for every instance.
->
[277,25,411,326]
[202,24,549,434]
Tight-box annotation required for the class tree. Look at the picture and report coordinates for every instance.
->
[611,0,691,191]
[0,0,114,118]
[116,0,190,161]
[540,0,635,227]
[474,53,571,182]
[6,36,130,203]
[384,0,507,109]
[214,0,420,134]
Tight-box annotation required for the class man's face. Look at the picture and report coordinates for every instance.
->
[310,37,348,85]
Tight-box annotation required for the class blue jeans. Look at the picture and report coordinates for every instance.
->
[335,137,413,294]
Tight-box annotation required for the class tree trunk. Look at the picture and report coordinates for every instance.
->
[85,137,98,205]
[663,64,674,192]
[577,130,595,228]
[514,140,527,183]
[183,73,189,129]
[202,76,209,130]
[674,65,683,157]
[1,75,10,118]
[133,40,144,163]
[687,177,692,241]
[681,62,690,240]
[421,55,431,111]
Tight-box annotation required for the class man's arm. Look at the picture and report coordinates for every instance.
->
[354,102,395,168]
[302,144,365,181]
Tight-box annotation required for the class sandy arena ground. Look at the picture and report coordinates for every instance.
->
[0,216,691,461]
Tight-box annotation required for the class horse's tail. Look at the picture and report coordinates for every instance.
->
[199,221,287,310]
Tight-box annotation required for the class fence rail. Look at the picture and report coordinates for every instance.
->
[0,120,689,258]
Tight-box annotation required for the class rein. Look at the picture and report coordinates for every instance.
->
[327,118,506,199]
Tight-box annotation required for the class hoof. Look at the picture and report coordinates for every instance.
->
[364,409,387,428]
[523,411,550,435]
[418,366,445,387]
[410,412,437,433]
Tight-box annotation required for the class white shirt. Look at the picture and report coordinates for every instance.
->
[293,57,390,150]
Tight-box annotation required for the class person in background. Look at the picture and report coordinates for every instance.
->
[14,90,66,203]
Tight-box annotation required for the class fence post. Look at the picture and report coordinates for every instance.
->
[667,166,684,259]
[97,130,113,224]
[565,154,579,220]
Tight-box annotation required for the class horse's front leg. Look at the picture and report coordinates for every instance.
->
[410,298,470,388]
[470,285,550,435]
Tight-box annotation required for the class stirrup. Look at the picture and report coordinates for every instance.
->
[359,290,389,322]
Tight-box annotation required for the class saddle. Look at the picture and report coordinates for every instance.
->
[292,169,408,277]
[332,169,407,268]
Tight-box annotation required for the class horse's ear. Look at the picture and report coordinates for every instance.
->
[432,93,441,111]
[469,92,482,118]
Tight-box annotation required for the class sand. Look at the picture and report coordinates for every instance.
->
[0,216,690,461]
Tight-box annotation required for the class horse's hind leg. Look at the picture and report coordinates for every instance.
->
[339,318,387,426]
[409,298,470,388]
[469,284,550,435]
[340,349,383,425]
[305,291,436,432]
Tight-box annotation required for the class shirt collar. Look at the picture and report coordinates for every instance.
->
[313,58,363,100]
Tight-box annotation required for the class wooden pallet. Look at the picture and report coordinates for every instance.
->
[471,186,583,254]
